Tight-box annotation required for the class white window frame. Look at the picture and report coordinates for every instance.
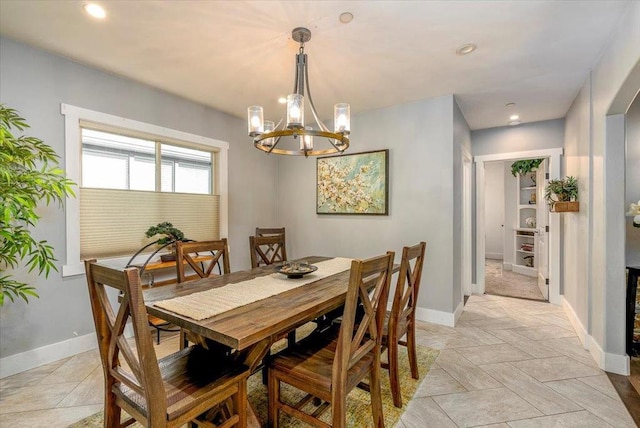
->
[61,104,229,277]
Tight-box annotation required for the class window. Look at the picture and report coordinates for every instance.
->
[62,104,229,276]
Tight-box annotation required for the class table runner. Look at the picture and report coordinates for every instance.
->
[153,257,353,320]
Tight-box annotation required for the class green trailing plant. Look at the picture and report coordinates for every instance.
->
[145,222,186,246]
[510,159,543,177]
[545,176,578,203]
[0,105,76,306]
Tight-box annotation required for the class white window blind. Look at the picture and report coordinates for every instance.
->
[80,188,220,259]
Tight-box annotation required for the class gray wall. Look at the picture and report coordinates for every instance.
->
[277,95,465,315]
[453,98,471,307]
[0,37,279,358]
[472,119,565,157]
[627,94,640,266]
[562,0,640,366]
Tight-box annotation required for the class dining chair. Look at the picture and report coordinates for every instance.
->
[255,227,286,266]
[382,241,426,408]
[84,259,249,428]
[267,252,394,428]
[249,234,287,268]
[175,239,231,349]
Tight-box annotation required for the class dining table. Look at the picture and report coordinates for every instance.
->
[143,255,371,427]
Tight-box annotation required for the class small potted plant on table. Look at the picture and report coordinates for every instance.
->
[545,176,579,212]
[145,222,186,261]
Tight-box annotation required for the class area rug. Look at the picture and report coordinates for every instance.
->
[68,345,438,427]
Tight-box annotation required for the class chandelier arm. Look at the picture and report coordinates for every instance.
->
[303,59,330,133]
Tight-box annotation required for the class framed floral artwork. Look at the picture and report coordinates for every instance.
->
[316,149,389,215]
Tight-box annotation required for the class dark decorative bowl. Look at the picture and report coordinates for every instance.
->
[277,264,318,279]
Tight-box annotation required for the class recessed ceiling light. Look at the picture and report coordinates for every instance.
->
[456,43,476,55]
[277,97,287,104]
[510,114,520,121]
[506,102,516,108]
[83,3,106,19]
[339,12,354,24]
[509,120,522,126]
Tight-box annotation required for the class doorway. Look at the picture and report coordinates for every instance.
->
[474,148,563,305]
[482,159,546,301]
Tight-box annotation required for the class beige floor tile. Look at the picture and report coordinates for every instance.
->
[415,333,460,350]
[475,424,511,428]
[576,374,619,399]
[432,387,543,426]
[400,397,457,428]
[56,366,104,407]
[490,329,563,359]
[546,379,636,427]
[0,403,103,428]
[0,358,71,390]
[0,382,79,414]
[413,368,467,397]
[436,349,502,390]
[537,337,598,368]
[505,410,614,427]
[511,356,602,382]
[480,362,583,415]
[509,325,576,341]
[456,343,533,365]
[456,316,532,331]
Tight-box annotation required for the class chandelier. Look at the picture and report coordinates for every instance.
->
[247,27,350,157]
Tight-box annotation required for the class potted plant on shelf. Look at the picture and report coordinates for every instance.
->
[545,176,579,212]
[145,222,186,261]
[627,200,640,228]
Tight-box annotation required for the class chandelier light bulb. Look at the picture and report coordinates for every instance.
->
[247,106,264,136]
[286,94,304,129]
[334,103,350,134]
[301,127,314,151]
[262,120,275,147]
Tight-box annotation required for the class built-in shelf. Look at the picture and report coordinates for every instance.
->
[513,173,537,277]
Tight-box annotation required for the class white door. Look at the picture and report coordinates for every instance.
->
[536,160,549,300]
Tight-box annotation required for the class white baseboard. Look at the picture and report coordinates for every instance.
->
[486,253,503,260]
[503,262,512,271]
[0,325,134,379]
[561,297,630,376]
[0,332,98,378]
[415,305,458,327]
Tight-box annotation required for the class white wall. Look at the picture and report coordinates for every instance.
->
[0,37,279,360]
[277,95,466,322]
[503,163,516,268]
[484,162,505,259]
[626,94,640,266]
[562,1,640,374]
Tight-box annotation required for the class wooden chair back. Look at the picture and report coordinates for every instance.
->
[175,239,230,283]
[334,252,394,398]
[249,234,287,268]
[84,259,167,425]
[389,242,426,337]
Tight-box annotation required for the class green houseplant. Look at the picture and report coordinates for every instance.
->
[145,222,186,261]
[0,105,76,306]
[545,176,579,212]
[510,159,543,177]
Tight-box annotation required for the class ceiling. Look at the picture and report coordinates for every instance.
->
[0,1,630,130]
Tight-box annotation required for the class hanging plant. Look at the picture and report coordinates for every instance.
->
[0,105,76,306]
[510,159,543,177]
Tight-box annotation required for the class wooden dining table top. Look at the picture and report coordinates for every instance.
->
[144,256,352,352]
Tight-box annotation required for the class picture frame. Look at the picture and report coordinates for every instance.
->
[316,149,389,215]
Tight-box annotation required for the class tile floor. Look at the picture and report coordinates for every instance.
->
[485,259,545,301]
[0,294,636,427]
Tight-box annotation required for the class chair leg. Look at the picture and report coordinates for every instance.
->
[262,349,271,385]
[156,326,160,345]
[268,370,279,428]
[237,377,248,428]
[103,389,121,428]
[407,324,419,380]
[370,353,385,428]
[287,330,296,347]
[179,328,188,350]
[388,340,402,408]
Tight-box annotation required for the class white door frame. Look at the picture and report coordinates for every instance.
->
[462,146,473,297]
[475,148,563,304]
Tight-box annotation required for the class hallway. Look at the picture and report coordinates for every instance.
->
[485,259,545,301]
